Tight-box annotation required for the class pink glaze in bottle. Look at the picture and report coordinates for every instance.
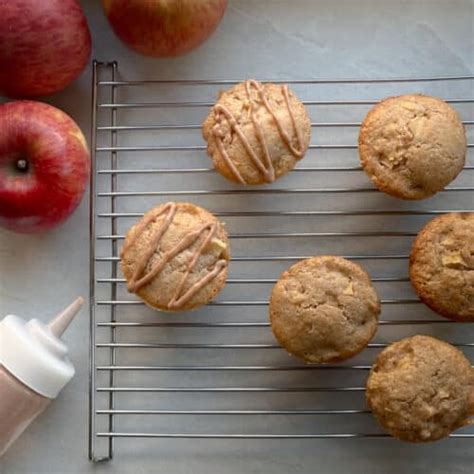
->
[0,298,83,457]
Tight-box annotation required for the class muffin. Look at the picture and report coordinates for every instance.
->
[410,212,474,321]
[202,80,311,185]
[359,94,466,200]
[366,335,474,442]
[269,256,380,363]
[120,202,230,312]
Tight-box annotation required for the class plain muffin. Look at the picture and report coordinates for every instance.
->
[269,256,380,363]
[367,335,474,442]
[359,94,466,200]
[410,212,474,321]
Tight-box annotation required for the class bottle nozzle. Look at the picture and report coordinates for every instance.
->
[47,297,84,338]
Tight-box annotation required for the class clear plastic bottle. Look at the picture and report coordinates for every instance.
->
[0,298,83,457]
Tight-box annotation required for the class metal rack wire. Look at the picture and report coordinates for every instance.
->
[89,61,474,461]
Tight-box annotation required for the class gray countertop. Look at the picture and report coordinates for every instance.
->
[1,1,473,473]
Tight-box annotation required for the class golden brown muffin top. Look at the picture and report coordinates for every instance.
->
[410,212,474,321]
[359,94,466,200]
[367,335,474,442]
[270,256,380,363]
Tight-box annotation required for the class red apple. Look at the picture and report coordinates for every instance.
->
[0,0,91,98]
[102,0,228,57]
[0,101,90,233]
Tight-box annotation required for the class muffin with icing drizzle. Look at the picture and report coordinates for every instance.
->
[202,80,311,185]
[120,202,230,312]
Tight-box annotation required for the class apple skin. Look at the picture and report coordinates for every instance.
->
[0,0,91,98]
[102,0,228,57]
[0,101,90,233]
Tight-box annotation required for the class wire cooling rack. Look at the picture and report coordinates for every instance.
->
[89,61,474,462]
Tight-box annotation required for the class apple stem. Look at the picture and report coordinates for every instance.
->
[16,158,28,173]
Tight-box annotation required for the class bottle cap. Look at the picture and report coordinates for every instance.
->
[0,297,83,399]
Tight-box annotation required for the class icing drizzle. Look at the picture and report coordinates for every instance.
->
[212,80,306,184]
[120,203,228,310]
